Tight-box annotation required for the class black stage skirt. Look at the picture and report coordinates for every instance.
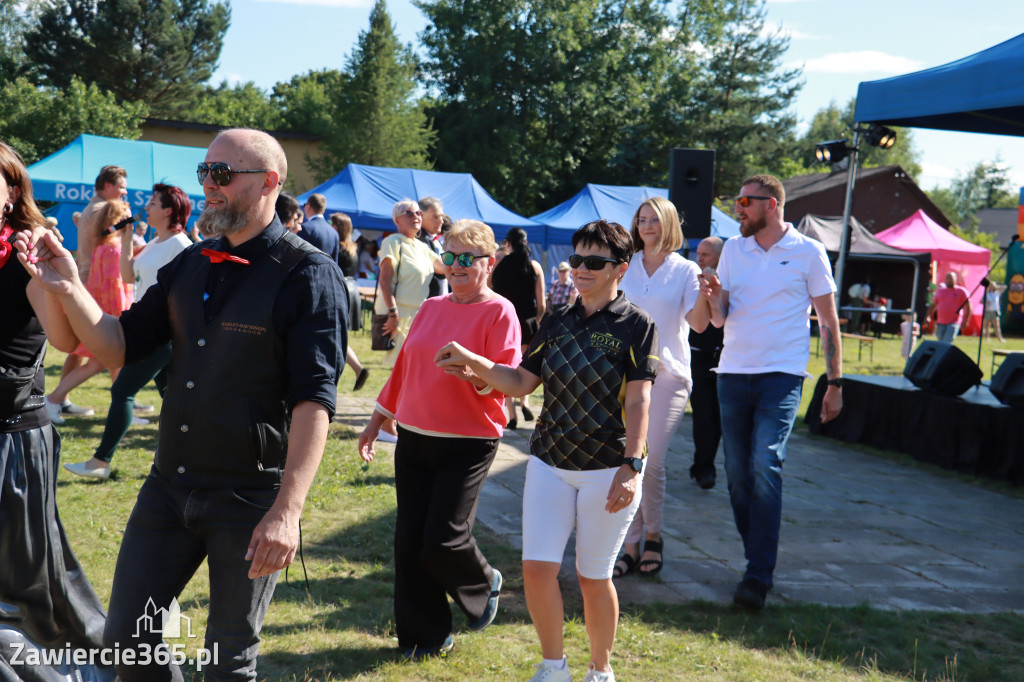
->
[0,425,114,681]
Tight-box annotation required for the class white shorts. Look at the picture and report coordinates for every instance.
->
[522,456,642,579]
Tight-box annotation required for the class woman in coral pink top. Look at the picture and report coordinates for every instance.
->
[44,200,134,416]
[359,219,521,660]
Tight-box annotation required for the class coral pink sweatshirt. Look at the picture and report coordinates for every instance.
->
[376,295,522,438]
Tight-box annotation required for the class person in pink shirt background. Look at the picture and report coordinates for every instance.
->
[926,272,972,343]
[44,199,134,419]
[359,219,521,660]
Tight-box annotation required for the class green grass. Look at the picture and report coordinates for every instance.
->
[46,331,1024,680]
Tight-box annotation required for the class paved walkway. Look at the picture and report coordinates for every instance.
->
[335,395,1024,613]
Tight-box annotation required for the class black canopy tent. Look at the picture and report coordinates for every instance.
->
[796,215,930,333]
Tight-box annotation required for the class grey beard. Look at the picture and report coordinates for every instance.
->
[195,203,259,238]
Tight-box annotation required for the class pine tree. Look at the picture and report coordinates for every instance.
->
[24,0,229,118]
[311,0,434,179]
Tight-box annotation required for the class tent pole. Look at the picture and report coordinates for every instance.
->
[834,130,861,316]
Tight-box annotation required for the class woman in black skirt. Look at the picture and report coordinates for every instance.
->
[0,138,114,680]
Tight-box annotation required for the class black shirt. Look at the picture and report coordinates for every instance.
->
[121,218,345,416]
[521,291,658,470]
[0,254,47,431]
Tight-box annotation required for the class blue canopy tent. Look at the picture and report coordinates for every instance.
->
[855,32,1024,136]
[27,134,208,251]
[532,184,740,244]
[296,163,543,244]
[530,183,740,279]
[853,32,1024,336]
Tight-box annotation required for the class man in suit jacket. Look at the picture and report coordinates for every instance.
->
[417,196,447,297]
[299,193,340,263]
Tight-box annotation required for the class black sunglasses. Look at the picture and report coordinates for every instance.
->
[734,195,772,208]
[568,254,621,270]
[441,251,489,267]
[197,162,270,186]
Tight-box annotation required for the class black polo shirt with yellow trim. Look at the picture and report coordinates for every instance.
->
[521,291,658,471]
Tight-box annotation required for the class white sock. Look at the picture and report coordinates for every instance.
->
[543,657,566,670]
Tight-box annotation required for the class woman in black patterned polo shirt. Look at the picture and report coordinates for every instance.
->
[436,220,657,682]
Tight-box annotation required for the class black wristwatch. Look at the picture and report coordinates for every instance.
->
[623,457,644,473]
[826,378,845,388]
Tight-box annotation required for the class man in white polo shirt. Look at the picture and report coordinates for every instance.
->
[699,174,844,610]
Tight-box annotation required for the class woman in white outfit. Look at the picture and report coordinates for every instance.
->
[614,196,707,576]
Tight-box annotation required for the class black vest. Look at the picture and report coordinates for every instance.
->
[157,230,317,487]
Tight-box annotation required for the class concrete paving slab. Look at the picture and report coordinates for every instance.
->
[337,395,1024,614]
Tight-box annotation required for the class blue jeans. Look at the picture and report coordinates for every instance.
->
[935,323,960,344]
[94,343,171,463]
[717,372,803,588]
[102,467,280,681]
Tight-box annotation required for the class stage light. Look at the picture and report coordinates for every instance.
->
[865,124,897,149]
[814,139,850,164]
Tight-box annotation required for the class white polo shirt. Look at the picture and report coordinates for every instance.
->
[717,226,835,377]
[620,251,701,385]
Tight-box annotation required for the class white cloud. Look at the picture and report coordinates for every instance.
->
[918,161,958,189]
[798,51,925,75]
[255,0,370,7]
[219,72,245,86]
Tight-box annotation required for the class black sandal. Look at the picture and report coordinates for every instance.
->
[638,538,664,576]
[521,404,535,421]
[612,552,638,578]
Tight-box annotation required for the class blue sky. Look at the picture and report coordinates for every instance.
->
[214,0,1024,195]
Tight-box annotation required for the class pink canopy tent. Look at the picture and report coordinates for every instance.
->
[876,209,991,334]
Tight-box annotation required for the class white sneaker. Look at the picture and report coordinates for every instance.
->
[133,402,155,415]
[44,399,65,425]
[529,657,571,682]
[377,430,398,443]
[582,663,615,682]
[132,416,150,426]
[63,460,111,480]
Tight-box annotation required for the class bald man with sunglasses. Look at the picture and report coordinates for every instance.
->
[696,174,843,611]
[18,128,347,681]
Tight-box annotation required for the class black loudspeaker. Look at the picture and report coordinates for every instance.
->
[990,353,1024,408]
[668,148,716,241]
[903,341,983,396]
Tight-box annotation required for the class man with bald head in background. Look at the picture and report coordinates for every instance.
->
[18,128,347,681]
[687,236,724,490]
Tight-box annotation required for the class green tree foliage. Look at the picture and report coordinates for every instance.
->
[273,70,348,139]
[927,186,964,225]
[0,0,31,81]
[951,160,1017,229]
[794,98,921,179]
[927,161,1016,232]
[0,77,148,164]
[24,0,230,118]
[420,0,680,213]
[418,0,803,213]
[682,0,803,195]
[191,81,283,130]
[309,0,434,180]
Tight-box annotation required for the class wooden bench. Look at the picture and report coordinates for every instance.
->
[840,332,875,361]
[991,348,1024,376]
